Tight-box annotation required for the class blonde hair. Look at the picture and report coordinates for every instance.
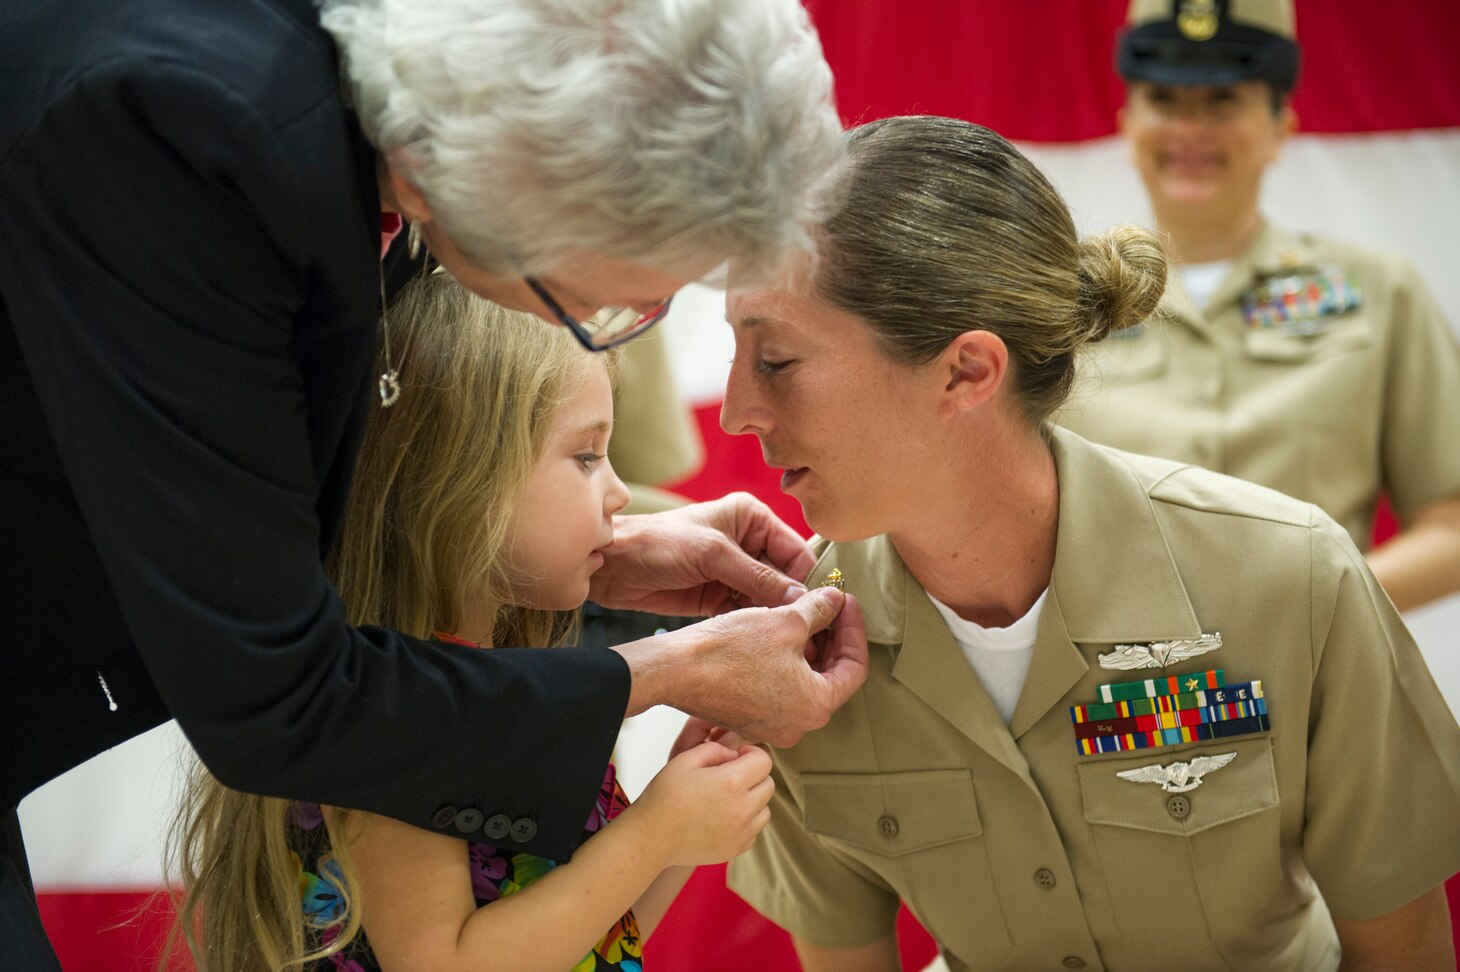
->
[165,272,608,971]
[815,116,1166,425]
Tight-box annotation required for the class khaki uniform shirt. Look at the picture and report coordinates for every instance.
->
[607,327,704,514]
[729,428,1460,972]
[1055,221,1460,550]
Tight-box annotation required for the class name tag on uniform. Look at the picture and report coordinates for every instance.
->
[1241,264,1362,335]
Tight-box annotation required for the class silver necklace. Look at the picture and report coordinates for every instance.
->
[375,220,423,408]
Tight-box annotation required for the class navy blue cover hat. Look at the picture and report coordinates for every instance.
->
[1116,0,1300,93]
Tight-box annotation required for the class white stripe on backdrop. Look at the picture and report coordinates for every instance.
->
[22,128,1460,891]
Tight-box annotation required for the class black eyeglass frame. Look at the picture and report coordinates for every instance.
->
[523,276,672,352]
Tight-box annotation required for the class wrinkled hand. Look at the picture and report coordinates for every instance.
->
[589,492,815,617]
[631,741,774,867]
[663,586,869,748]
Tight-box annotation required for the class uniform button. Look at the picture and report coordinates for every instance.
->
[431,805,458,829]
[510,816,538,843]
[1062,957,1086,970]
[1167,794,1192,820]
[876,815,899,838]
[1033,868,1057,890]
[452,808,484,834]
[483,813,512,840]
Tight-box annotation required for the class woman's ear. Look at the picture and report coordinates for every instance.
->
[382,151,435,224]
[940,330,1008,413]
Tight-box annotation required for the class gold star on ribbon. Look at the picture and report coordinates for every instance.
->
[1185,677,1199,691]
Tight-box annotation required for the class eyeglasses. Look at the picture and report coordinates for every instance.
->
[523,277,673,352]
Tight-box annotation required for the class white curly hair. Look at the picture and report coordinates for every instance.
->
[319,0,845,277]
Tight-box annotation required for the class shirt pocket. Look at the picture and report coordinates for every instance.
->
[1076,737,1283,945]
[801,769,1013,961]
[1242,314,1373,363]
[1082,322,1171,384]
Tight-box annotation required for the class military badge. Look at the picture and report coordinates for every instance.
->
[1070,660,1272,756]
[1241,264,1363,335]
[1098,632,1222,670]
[1116,752,1236,792]
[1098,668,1224,703]
[1177,0,1219,40]
[820,568,845,591]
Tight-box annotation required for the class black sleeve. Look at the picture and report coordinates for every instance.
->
[0,61,628,860]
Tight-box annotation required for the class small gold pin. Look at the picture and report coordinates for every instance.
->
[821,568,845,591]
[1177,0,1219,41]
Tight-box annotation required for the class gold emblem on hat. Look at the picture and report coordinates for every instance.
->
[821,568,845,591]
[1177,0,1219,41]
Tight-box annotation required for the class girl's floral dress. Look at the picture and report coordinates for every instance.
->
[293,763,644,971]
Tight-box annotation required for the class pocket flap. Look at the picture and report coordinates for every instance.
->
[801,769,981,856]
[1078,737,1279,837]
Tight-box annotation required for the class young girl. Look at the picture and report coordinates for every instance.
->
[167,270,774,972]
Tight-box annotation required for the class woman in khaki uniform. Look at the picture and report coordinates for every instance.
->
[1056,0,1460,611]
[713,116,1459,971]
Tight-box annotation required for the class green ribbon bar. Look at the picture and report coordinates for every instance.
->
[1096,669,1226,704]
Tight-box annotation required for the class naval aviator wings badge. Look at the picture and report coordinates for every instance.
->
[1116,752,1236,793]
[1098,632,1222,671]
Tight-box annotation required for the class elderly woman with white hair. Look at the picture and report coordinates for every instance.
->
[0,1,859,967]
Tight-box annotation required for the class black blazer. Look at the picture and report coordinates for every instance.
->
[0,0,628,862]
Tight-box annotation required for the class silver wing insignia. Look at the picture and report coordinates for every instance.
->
[1098,632,1223,670]
[1187,752,1237,779]
[1117,752,1237,792]
[1115,764,1173,786]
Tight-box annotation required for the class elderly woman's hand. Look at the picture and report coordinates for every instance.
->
[616,587,870,749]
[590,492,816,617]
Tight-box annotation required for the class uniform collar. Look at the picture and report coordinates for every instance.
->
[1159,217,1308,335]
[1015,428,1202,739]
[807,429,1202,756]
[1045,426,1202,644]
[810,428,1203,643]
[810,536,1033,773]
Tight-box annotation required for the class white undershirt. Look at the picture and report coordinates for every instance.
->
[1178,259,1233,311]
[926,589,1048,724]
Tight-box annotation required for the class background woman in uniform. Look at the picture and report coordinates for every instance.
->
[1056,0,1460,612]
[716,115,1458,971]
[0,1,866,965]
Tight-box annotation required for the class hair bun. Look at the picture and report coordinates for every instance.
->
[1075,225,1167,343]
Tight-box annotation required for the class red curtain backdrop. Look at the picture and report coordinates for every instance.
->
[36,1,1460,969]
[801,0,1460,139]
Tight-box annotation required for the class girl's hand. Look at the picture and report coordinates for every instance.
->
[631,740,773,867]
[669,716,747,758]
